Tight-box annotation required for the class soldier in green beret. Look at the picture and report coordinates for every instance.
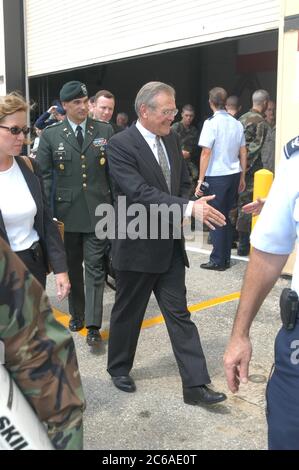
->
[37,81,114,347]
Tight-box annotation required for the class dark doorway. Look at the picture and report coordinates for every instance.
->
[29,30,278,127]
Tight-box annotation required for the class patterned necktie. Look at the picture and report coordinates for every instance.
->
[76,125,84,148]
[155,136,171,192]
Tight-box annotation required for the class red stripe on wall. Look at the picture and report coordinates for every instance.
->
[236,50,277,73]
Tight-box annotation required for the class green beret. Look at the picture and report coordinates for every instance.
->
[60,81,88,102]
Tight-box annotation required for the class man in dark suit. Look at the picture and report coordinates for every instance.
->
[37,81,114,347]
[106,81,227,406]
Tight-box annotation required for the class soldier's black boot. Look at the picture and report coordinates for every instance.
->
[87,326,102,346]
[237,232,250,256]
[69,317,84,332]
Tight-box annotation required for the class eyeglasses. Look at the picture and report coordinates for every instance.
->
[148,106,178,117]
[161,109,178,117]
[0,125,30,136]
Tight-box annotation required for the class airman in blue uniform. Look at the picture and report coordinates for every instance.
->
[224,134,299,450]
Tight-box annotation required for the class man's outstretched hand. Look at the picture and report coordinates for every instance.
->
[192,195,226,230]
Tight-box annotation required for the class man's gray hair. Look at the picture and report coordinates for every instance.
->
[135,82,175,116]
[252,89,269,106]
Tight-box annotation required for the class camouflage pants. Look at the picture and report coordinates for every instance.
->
[236,175,254,234]
[185,159,198,197]
[0,238,85,450]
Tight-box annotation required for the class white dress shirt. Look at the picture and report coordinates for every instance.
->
[136,121,193,216]
[136,120,170,167]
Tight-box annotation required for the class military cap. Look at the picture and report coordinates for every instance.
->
[60,81,88,102]
[53,101,66,115]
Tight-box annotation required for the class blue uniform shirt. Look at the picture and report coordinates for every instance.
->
[198,110,245,176]
[251,147,299,294]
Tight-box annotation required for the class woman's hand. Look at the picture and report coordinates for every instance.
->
[55,272,71,301]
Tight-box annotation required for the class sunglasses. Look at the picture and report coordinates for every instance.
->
[0,125,30,136]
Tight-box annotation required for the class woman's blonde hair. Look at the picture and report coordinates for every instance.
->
[0,92,28,121]
[0,92,30,144]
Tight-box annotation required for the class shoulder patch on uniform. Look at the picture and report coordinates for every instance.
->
[284,135,299,159]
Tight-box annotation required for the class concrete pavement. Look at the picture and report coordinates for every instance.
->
[47,239,290,450]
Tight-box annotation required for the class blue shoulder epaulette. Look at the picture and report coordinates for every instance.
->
[284,135,299,159]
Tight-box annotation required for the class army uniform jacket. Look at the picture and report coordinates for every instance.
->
[37,118,113,232]
[239,109,268,175]
[171,122,199,157]
[0,236,84,449]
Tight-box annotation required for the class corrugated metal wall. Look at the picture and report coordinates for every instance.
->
[25,0,280,77]
[0,0,6,94]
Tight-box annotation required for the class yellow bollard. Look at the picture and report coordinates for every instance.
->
[251,169,273,232]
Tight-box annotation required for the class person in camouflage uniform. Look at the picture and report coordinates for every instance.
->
[261,100,276,173]
[237,89,269,255]
[172,104,199,198]
[0,236,85,450]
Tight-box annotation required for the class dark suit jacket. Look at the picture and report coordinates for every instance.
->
[36,117,114,232]
[0,156,67,274]
[107,124,191,273]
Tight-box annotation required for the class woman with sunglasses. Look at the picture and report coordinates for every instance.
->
[0,92,70,300]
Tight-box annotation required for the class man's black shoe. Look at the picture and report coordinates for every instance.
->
[183,385,227,406]
[86,328,102,346]
[225,260,231,269]
[69,318,85,332]
[111,375,136,393]
[200,261,226,271]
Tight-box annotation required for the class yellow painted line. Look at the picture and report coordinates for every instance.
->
[53,291,240,341]
[52,309,110,340]
[188,291,240,313]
